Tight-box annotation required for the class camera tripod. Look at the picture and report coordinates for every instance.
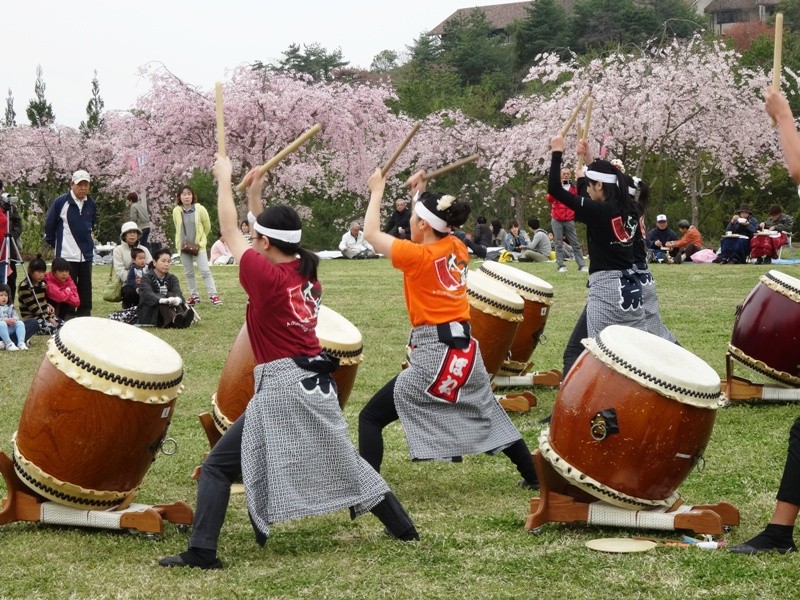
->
[0,231,47,317]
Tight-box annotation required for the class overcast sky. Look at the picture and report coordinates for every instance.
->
[4,0,508,128]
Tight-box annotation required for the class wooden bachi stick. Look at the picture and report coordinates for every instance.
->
[576,97,594,171]
[235,123,322,192]
[772,13,784,126]
[402,154,480,187]
[560,93,589,137]
[382,123,421,177]
[215,82,226,158]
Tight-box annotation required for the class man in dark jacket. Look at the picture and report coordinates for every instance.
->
[645,214,677,263]
[44,170,97,318]
[383,199,411,240]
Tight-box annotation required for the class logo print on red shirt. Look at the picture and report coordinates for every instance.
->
[287,281,320,324]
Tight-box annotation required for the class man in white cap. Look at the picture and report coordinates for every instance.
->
[44,170,97,318]
[645,214,677,263]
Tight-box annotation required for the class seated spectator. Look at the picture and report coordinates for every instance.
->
[490,219,506,247]
[452,228,487,259]
[339,221,376,259]
[17,255,62,335]
[526,217,552,262]
[751,204,794,264]
[0,283,34,351]
[123,248,149,307]
[646,214,678,263]
[665,220,703,264]
[112,221,153,308]
[137,247,194,328]
[549,231,574,260]
[240,220,251,242]
[472,216,493,247]
[383,198,411,239]
[210,233,236,265]
[713,204,758,264]
[44,257,80,321]
[504,220,545,262]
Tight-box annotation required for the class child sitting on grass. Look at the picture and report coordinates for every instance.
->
[17,255,62,335]
[0,283,29,351]
[44,257,80,321]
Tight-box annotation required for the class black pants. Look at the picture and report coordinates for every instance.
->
[121,284,139,308]
[562,305,588,379]
[358,377,537,483]
[67,260,92,318]
[777,417,800,506]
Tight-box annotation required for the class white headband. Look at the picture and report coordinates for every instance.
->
[414,201,450,233]
[253,221,302,244]
[628,176,641,196]
[585,169,619,184]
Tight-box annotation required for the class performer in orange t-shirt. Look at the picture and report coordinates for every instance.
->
[359,168,539,491]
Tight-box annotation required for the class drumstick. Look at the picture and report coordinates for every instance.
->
[772,13,783,126]
[382,123,420,177]
[215,82,226,158]
[401,154,480,188]
[235,123,322,191]
[560,93,589,137]
[575,97,594,172]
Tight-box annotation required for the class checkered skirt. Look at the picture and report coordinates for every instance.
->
[585,269,647,338]
[632,264,678,344]
[242,358,389,536]
[394,325,521,460]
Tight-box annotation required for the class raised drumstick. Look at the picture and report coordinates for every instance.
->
[382,123,420,177]
[235,124,322,192]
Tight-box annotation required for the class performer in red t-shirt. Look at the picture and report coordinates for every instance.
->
[359,168,539,491]
[159,158,418,571]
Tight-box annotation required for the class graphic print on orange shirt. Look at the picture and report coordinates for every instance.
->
[434,253,468,292]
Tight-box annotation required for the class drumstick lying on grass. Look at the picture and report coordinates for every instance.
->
[402,154,479,187]
[235,123,322,191]
[382,123,420,177]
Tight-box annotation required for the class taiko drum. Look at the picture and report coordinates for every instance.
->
[478,261,554,376]
[729,270,800,386]
[13,317,184,510]
[211,305,364,434]
[540,325,722,509]
[466,269,524,376]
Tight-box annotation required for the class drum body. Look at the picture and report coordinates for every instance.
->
[479,262,554,376]
[13,318,184,510]
[466,269,524,376]
[729,270,800,386]
[541,325,722,509]
[212,306,363,433]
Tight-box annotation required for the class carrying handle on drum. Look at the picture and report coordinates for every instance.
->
[148,436,178,458]
[589,409,619,441]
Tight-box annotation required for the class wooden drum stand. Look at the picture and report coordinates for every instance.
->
[525,450,739,536]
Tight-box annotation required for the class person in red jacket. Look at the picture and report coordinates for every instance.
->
[44,257,80,321]
[546,166,587,273]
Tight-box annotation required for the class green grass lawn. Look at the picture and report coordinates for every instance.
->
[1,259,798,599]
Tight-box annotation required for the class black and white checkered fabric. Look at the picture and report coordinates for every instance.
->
[394,325,521,461]
[632,264,678,344]
[585,269,647,338]
[242,358,388,537]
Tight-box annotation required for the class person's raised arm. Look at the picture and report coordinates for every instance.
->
[244,167,266,219]
[213,154,250,264]
[766,86,800,183]
[364,167,396,258]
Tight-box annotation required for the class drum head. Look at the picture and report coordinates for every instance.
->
[762,270,800,303]
[583,325,721,408]
[479,261,554,305]
[316,305,363,364]
[467,269,525,320]
[49,317,184,403]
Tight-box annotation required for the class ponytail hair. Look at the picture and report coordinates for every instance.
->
[416,191,471,238]
[255,205,319,282]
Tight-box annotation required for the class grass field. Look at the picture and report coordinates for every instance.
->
[0,258,798,599]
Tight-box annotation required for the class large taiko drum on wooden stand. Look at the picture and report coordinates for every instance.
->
[478,261,554,377]
[729,270,800,386]
[13,318,184,510]
[466,269,524,377]
[539,325,722,510]
[211,305,364,434]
